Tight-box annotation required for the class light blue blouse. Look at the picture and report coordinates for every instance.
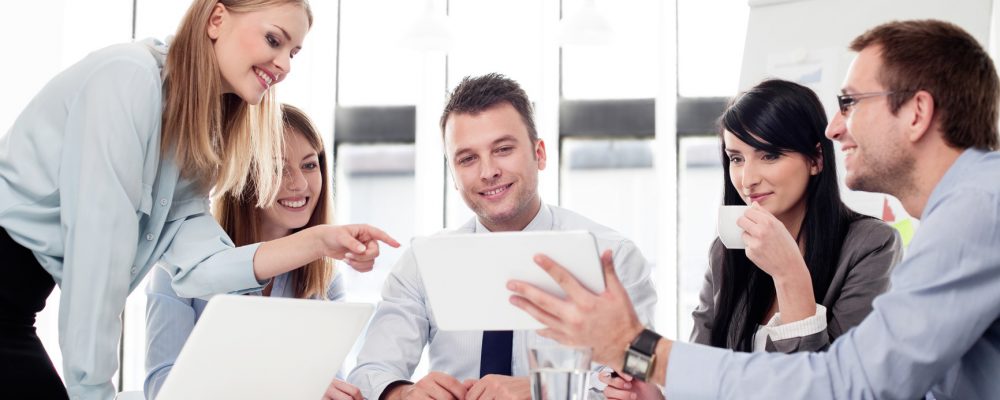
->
[0,39,264,399]
[144,267,347,400]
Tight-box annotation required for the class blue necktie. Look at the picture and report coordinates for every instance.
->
[479,330,513,377]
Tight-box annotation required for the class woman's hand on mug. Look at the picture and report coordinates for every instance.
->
[736,202,809,283]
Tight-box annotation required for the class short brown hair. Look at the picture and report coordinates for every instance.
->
[439,73,538,142]
[850,19,999,150]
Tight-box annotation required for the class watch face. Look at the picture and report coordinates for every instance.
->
[624,350,650,375]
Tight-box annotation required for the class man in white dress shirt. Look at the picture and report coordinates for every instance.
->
[347,73,657,400]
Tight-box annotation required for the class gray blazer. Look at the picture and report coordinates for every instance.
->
[690,217,903,352]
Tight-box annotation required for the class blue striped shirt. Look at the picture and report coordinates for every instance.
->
[665,148,1000,400]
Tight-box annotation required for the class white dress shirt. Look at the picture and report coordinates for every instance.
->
[348,203,657,400]
[752,304,828,351]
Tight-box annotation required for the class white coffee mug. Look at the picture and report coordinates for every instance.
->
[717,205,749,249]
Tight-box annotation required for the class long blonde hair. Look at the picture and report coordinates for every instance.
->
[214,104,333,299]
[162,0,313,206]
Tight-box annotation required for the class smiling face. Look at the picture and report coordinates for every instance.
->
[260,129,322,239]
[723,131,818,224]
[207,3,309,105]
[825,45,914,194]
[445,102,546,232]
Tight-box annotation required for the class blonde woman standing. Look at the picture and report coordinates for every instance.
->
[0,1,396,399]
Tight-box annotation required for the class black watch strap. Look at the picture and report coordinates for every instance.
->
[630,328,662,356]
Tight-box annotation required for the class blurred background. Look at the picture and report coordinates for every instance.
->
[1,0,994,391]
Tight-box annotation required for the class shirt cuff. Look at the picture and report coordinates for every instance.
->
[219,243,266,294]
[589,366,612,391]
[765,304,827,342]
[664,341,727,399]
[374,379,413,400]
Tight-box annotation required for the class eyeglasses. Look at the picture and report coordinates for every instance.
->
[836,91,903,116]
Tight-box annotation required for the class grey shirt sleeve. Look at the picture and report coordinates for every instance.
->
[689,240,724,346]
[768,219,902,353]
[691,220,901,353]
[665,186,1000,400]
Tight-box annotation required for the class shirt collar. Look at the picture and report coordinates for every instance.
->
[137,37,168,71]
[473,202,553,233]
[923,147,986,219]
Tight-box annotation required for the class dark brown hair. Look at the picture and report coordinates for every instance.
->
[439,73,538,142]
[850,19,999,150]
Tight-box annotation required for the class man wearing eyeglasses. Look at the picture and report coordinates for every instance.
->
[507,19,1000,399]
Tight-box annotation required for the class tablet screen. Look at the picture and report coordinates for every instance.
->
[413,230,603,331]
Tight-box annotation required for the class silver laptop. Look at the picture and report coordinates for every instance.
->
[412,230,604,331]
[156,295,373,400]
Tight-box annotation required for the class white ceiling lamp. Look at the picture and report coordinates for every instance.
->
[399,0,454,52]
[558,0,614,47]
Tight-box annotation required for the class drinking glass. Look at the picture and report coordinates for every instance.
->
[527,343,592,400]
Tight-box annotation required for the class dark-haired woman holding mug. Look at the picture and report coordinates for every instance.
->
[601,79,903,400]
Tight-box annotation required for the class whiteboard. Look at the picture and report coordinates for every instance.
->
[738,0,993,220]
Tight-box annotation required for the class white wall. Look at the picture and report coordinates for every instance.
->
[738,0,994,221]
[740,0,992,95]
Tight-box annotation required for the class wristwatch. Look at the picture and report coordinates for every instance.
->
[621,328,662,381]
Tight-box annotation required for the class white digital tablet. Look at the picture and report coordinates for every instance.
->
[156,295,373,400]
[412,230,604,331]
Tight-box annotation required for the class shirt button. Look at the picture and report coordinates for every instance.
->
[145,233,154,241]
[159,198,168,206]
[131,266,137,275]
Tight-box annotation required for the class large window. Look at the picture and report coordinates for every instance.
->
[558,0,666,325]
[560,138,658,263]
[676,137,724,338]
[4,0,760,392]
[334,143,418,373]
[338,0,423,106]
[677,0,750,97]
[334,0,426,377]
[447,0,545,97]
[672,0,748,340]
[561,0,660,100]
[444,0,549,228]
[334,144,416,303]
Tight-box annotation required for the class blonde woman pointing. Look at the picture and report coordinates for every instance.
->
[0,1,396,398]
